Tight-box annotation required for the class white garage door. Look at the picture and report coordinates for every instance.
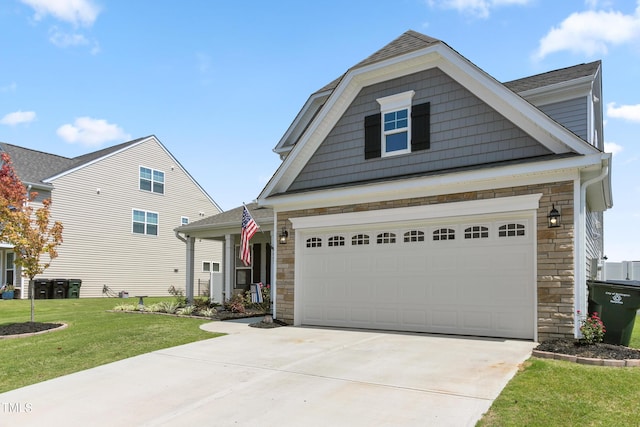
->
[297,215,535,339]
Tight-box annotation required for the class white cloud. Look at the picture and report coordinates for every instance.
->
[20,0,100,27]
[428,0,532,19]
[49,26,88,47]
[0,82,17,93]
[0,110,36,126]
[604,141,623,156]
[533,7,640,60]
[57,117,131,147]
[607,102,640,122]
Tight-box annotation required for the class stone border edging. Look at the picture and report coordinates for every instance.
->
[532,349,640,367]
[0,323,68,340]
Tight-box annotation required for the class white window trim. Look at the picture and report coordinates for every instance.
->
[181,216,189,226]
[132,208,159,236]
[139,165,165,195]
[202,261,211,272]
[377,90,415,157]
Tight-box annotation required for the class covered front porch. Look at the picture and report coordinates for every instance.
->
[175,203,276,305]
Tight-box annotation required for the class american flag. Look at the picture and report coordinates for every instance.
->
[240,206,259,266]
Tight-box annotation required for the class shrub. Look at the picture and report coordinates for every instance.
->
[157,301,180,314]
[225,293,246,313]
[193,296,211,310]
[177,305,195,316]
[198,307,217,318]
[580,311,606,344]
[113,304,137,312]
[167,285,187,306]
[145,303,161,313]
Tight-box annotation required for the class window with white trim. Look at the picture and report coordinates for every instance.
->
[328,236,345,247]
[433,228,455,241]
[132,209,158,235]
[377,232,396,244]
[499,223,526,237]
[364,91,430,159]
[378,91,414,156]
[306,237,322,248]
[464,226,488,239]
[203,261,220,272]
[404,230,425,242]
[181,216,189,226]
[352,234,370,245]
[139,166,165,194]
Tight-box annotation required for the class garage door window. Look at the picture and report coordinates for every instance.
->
[306,237,322,248]
[464,226,488,239]
[377,232,396,244]
[352,234,370,245]
[499,223,526,237]
[403,230,425,242]
[433,228,455,241]
[328,236,345,247]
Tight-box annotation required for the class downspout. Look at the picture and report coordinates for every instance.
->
[576,162,609,336]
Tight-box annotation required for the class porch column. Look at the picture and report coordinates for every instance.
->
[224,234,234,302]
[185,236,195,304]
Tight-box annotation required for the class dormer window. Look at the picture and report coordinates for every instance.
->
[364,90,430,159]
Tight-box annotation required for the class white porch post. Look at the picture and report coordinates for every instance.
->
[185,236,195,304]
[224,234,234,302]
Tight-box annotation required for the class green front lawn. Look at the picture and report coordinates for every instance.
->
[479,315,640,426]
[0,297,221,393]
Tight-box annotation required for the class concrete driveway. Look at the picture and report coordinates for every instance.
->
[0,319,534,427]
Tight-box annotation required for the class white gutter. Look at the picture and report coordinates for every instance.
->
[575,162,610,336]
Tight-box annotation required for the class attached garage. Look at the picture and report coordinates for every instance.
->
[290,195,539,339]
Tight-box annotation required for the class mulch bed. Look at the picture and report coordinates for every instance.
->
[0,322,64,336]
[535,338,640,360]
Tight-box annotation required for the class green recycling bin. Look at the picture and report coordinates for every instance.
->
[67,279,82,298]
[587,280,640,346]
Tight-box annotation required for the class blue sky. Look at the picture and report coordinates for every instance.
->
[1,0,639,261]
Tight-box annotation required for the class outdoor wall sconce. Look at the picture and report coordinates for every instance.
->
[548,204,561,228]
[279,226,289,244]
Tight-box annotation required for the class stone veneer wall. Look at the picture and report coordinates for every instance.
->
[276,181,575,341]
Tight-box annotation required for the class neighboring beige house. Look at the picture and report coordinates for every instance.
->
[0,135,222,299]
[256,31,612,342]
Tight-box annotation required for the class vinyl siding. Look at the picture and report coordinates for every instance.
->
[33,138,222,297]
[538,97,588,141]
[289,68,551,192]
[585,207,603,280]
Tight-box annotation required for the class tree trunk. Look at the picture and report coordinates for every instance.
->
[29,278,35,322]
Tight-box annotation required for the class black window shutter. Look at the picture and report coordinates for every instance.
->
[411,102,430,151]
[364,113,381,159]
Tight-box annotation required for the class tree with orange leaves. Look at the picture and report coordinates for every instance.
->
[1,152,63,322]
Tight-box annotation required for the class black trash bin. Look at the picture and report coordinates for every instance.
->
[33,279,52,299]
[587,280,640,346]
[67,279,82,298]
[52,279,69,299]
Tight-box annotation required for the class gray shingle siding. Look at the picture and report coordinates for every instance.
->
[289,67,551,192]
[538,97,588,141]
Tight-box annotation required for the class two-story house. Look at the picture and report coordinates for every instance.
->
[0,135,222,299]
[256,31,612,342]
